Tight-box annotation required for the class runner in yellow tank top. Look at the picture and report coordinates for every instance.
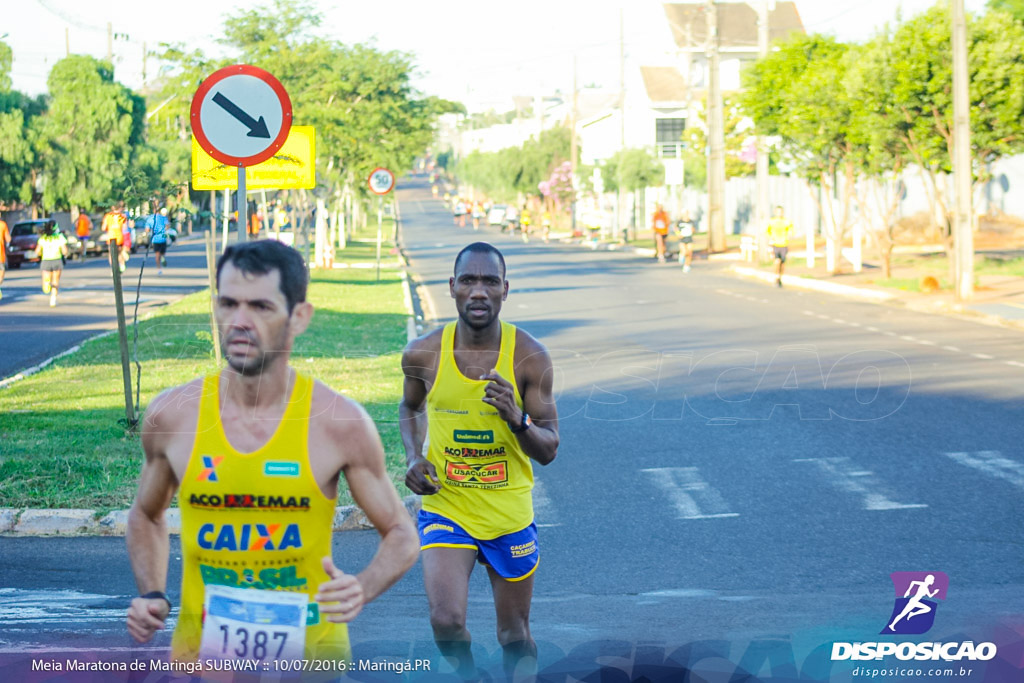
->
[126,240,418,665]
[401,242,560,678]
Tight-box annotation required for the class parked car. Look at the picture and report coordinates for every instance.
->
[5,220,81,268]
[487,204,508,226]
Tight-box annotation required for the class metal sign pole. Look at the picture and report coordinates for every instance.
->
[376,196,383,282]
[238,166,248,243]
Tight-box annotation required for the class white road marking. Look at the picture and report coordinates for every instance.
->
[803,310,815,316]
[883,331,897,337]
[794,457,927,510]
[641,467,739,520]
[532,480,560,527]
[833,318,847,324]
[866,326,880,332]
[1006,361,1024,369]
[944,451,1024,490]
[900,335,918,342]
[816,314,830,320]
[943,346,961,352]
[916,339,937,346]
[972,353,994,360]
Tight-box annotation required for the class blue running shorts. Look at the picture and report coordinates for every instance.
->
[417,510,539,581]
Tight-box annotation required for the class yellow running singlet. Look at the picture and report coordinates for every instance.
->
[172,372,349,662]
[423,321,534,539]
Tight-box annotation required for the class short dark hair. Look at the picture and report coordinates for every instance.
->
[454,242,506,278]
[216,239,308,313]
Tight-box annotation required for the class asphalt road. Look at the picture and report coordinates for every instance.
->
[0,236,213,380]
[1,178,1022,681]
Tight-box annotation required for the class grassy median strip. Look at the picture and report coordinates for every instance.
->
[0,243,409,513]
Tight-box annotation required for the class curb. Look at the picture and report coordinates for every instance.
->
[731,265,897,302]
[0,496,423,537]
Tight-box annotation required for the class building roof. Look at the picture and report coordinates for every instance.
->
[640,66,689,104]
[663,2,805,50]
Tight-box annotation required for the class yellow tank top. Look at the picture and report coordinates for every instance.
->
[172,372,349,661]
[423,321,533,539]
[766,217,793,247]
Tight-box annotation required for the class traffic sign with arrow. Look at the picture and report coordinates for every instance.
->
[191,64,292,167]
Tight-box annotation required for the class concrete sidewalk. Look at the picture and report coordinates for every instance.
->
[549,229,1024,331]
[0,496,422,536]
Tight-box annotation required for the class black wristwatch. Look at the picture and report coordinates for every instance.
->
[510,411,532,434]
[141,591,172,610]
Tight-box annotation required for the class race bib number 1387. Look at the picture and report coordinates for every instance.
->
[199,584,308,661]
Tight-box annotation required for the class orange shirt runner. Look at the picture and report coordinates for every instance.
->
[76,213,93,238]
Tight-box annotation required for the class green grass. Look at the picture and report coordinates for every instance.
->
[873,276,950,292]
[0,258,410,512]
[977,256,1024,277]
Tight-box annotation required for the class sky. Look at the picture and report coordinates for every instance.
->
[4,0,990,111]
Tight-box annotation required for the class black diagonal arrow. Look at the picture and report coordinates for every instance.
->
[211,91,271,138]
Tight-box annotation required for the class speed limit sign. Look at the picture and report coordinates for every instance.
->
[368,167,395,195]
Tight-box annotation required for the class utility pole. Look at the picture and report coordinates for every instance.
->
[107,22,113,63]
[952,0,973,301]
[756,1,771,261]
[571,54,579,236]
[142,42,147,84]
[706,0,726,252]
[65,28,70,57]
[615,7,625,242]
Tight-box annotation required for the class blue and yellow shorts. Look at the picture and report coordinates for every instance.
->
[417,510,539,581]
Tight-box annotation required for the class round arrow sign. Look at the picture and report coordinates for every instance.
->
[368,167,396,195]
[191,64,292,167]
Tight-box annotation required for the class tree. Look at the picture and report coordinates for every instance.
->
[878,6,1024,269]
[988,0,1024,23]
[741,34,858,273]
[600,147,665,236]
[152,0,453,232]
[457,127,571,203]
[36,55,146,213]
[0,41,43,207]
[680,93,756,192]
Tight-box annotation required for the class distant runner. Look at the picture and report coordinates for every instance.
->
[401,242,559,678]
[35,222,68,308]
[651,205,670,263]
[75,211,93,258]
[676,211,695,273]
[766,205,794,287]
[0,214,9,301]
[149,208,170,274]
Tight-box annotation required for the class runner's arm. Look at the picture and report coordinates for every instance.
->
[482,339,559,466]
[512,345,559,465]
[400,343,440,494]
[125,392,179,641]
[318,406,418,622]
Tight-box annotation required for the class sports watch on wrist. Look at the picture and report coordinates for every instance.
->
[510,411,533,434]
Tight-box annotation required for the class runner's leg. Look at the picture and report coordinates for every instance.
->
[422,547,478,678]
[487,566,537,676]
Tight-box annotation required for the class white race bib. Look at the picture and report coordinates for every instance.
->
[199,584,308,662]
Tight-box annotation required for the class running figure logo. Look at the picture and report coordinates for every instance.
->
[881,571,949,635]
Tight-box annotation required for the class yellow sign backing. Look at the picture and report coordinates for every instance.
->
[191,126,316,190]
